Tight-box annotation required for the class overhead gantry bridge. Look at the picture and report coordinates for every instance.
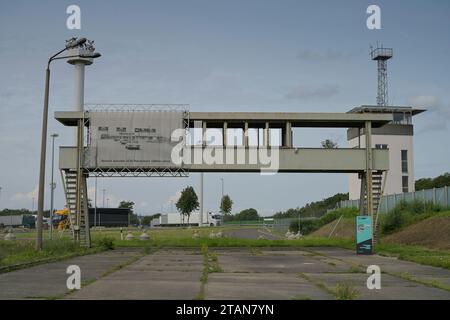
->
[54,107,392,247]
[56,110,391,173]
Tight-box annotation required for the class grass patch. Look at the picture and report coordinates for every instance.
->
[334,283,360,300]
[195,245,224,300]
[347,265,365,273]
[0,239,105,272]
[375,242,450,270]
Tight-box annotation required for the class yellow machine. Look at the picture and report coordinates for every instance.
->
[54,208,70,231]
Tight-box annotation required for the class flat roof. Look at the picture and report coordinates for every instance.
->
[347,105,426,116]
[54,111,393,128]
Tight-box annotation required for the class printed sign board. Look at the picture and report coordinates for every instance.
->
[356,215,373,255]
[84,110,184,168]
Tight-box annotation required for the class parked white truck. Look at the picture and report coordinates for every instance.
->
[159,212,222,227]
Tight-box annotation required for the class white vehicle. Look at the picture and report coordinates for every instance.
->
[159,211,221,227]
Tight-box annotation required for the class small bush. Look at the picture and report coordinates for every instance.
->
[334,283,359,300]
[96,237,115,250]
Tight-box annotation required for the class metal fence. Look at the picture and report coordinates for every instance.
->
[339,186,450,214]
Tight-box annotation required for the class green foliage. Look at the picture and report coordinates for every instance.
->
[220,195,233,215]
[176,186,200,224]
[118,201,138,225]
[321,139,338,149]
[415,172,450,191]
[118,201,134,212]
[334,283,359,300]
[289,219,321,235]
[273,193,349,219]
[289,208,358,235]
[223,208,259,222]
[95,237,115,250]
[141,213,161,226]
[381,200,444,235]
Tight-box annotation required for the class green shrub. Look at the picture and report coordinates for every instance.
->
[289,219,321,234]
[95,237,115,250]
[381,208,405,234]
[288,208,358,235]
[380,200,443,235]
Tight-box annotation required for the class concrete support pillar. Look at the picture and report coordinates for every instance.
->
[223,122,227,146]
[285,122,292,148]
[202,121,207,147]
[263,122,269,146]
[364,120,373,217]
[200,172,204,227]
[74,63,85,112]
[244,122,249,147]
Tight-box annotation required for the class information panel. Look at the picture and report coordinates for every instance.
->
[85,110,184,168]
[356,215,373,255]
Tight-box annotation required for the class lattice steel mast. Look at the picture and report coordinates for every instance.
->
[371,45,393,106]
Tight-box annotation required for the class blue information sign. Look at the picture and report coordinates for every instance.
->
[356,216,373,255]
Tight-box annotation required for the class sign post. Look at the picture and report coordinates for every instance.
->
[356,215,373,254]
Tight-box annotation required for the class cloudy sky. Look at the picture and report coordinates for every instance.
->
[0,0,449,215]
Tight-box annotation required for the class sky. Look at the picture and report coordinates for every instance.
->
[0,0,449,216]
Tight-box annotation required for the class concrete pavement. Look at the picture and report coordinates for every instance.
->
[0,248,142,299]
[1,246,449,300]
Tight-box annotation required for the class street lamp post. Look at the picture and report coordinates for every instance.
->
[36,37,101,250]
[102,189,106,207]
[49,133,58,240]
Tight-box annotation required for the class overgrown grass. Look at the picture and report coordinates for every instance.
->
[334,283,360,300]
[380,200,446,235]
[375,242,450,270]
[113,233,355,249]
[0,239,105,270]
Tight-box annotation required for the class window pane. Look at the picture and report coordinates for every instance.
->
[402,176,409,193]
[401,150,407,161]
[401,150,408,173]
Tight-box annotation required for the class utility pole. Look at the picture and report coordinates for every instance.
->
[94,177,97,227]
[200,173,204,227]
[220,178,224,199]
[49,133,58,240]
[102,189,106,207]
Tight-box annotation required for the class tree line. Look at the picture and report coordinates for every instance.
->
[415,172,450,191]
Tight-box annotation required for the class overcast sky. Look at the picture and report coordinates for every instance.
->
[0,0,449,215]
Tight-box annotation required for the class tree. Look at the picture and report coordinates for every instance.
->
[220,195,233,215]
[141,213,161,226]
[175,186,199,225]
[118,201,138,225]
[321,139,338,149]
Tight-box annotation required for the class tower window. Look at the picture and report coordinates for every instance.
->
[401,150,408,173]
[402,176,409,193]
